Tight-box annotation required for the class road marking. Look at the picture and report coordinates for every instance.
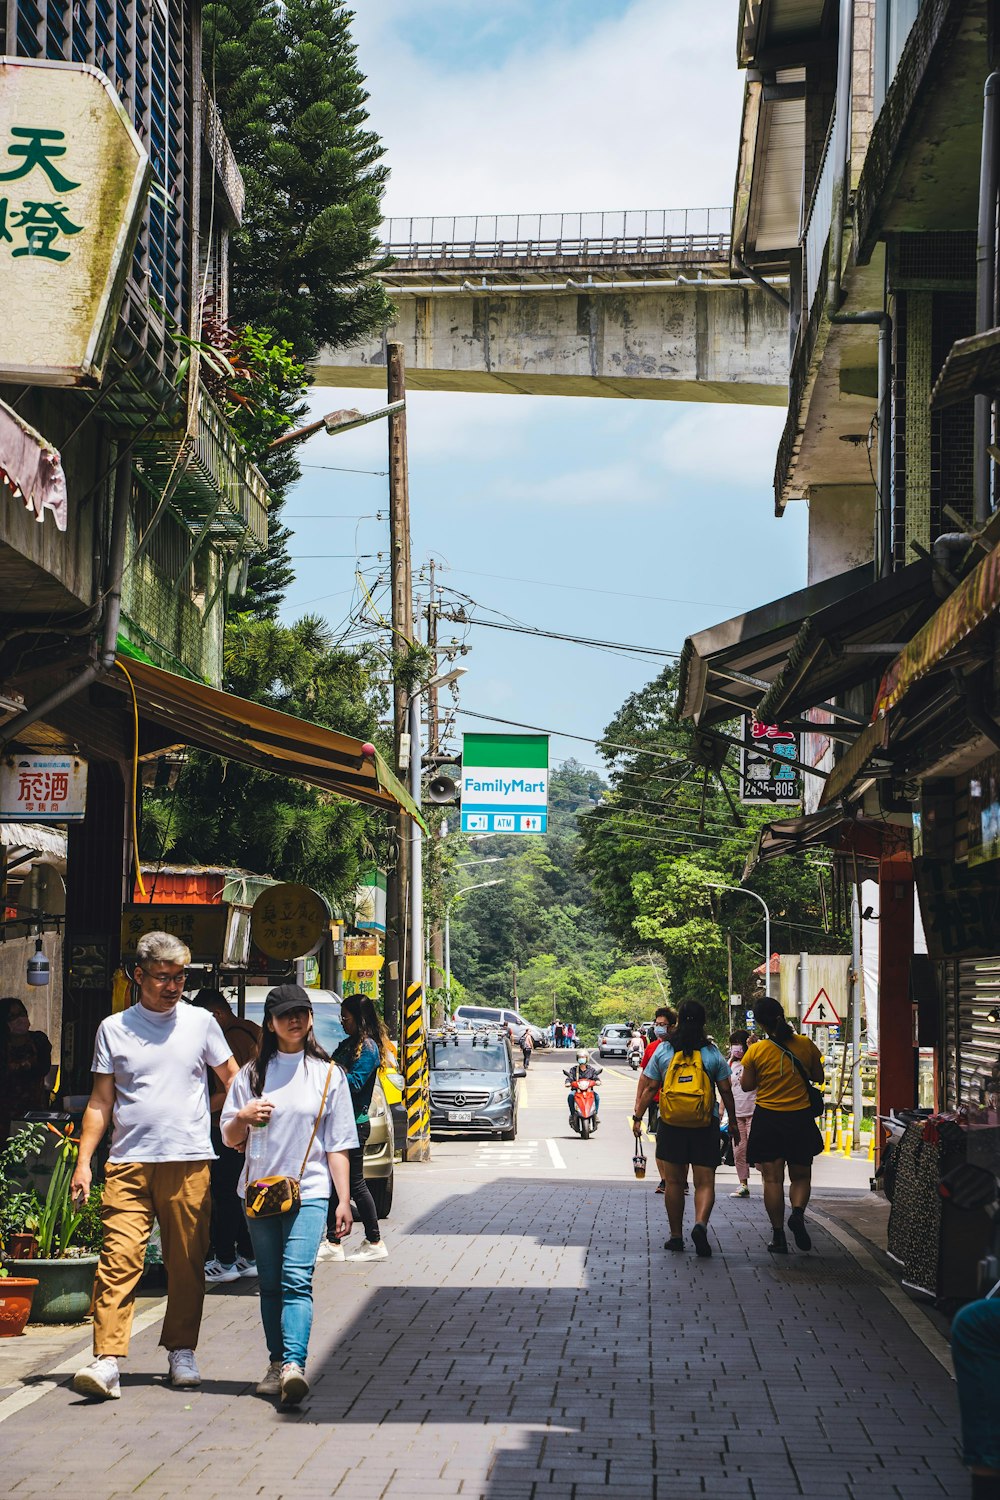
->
[809,1209,954,1376]
[546,1138,566,1170]
[0,1294,169,1425]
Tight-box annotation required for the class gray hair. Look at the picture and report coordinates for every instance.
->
[135,931,191,967]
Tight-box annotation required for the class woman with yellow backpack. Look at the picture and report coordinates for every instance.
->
[631,1000,740,1258]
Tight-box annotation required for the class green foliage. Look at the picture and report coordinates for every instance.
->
[204,0,393,362]
[227,326,308,619]
[577,665,849,1035]
[0,1124,44,1248]
[141,614,389,909]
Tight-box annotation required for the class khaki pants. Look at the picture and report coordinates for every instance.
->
[92,1161,211,1357]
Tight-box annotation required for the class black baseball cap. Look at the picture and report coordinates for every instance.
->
[264,984,314,1019]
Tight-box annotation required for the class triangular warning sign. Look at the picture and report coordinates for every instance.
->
[802,987,840,1026]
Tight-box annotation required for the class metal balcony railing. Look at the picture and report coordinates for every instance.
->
[379,208,733,264]
[802,114,835,319]
[135,385,269,554]
[202,83,246,227]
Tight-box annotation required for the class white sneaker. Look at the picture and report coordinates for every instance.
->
[205,1258,240,1284]
[255,1360,282,1396]
[316,1240,346,1262]
[348,1239,388,1262]
[167,1348,201,1388]
[235,1255,258,1278]
[280,1362,309,1406]
[73,1356,121,1401]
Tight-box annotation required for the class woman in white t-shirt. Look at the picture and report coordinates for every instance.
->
[221,985,358,1407]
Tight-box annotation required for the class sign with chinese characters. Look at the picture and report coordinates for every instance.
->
[250,883,330,962]
[0,753,87,821]
[354,867,386,934]
[0,59,150,384]
[342,952,385,1002]
[460,733,549,834]
[120,904,228,964]
[739,718,801,805]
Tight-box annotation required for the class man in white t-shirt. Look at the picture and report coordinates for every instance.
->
[70,931,238,1402]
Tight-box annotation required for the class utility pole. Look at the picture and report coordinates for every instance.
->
[385,343,412,1042]
[427,557,446,1012]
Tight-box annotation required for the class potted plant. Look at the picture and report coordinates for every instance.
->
[0,1266,39,1338]
[0,1123,102,1324]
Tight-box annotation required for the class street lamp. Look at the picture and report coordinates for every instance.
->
[444,878,503,1012]
[704,882,773,999]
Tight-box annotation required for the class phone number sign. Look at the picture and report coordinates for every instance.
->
[739,718,801,805]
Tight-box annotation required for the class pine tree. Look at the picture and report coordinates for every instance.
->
[205,0,393,362]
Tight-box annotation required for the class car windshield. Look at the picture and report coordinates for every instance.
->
[243,1002,347,1056]
[606,1027,630,1038]
[431,1038,508,1073]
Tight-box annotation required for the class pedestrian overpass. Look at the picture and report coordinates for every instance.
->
[311,209,789,404]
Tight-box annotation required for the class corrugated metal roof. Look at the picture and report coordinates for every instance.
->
[748,95,805,252]
[1,822,67,858]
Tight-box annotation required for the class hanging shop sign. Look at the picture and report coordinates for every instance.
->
[460,733,549,834]
[739,718,801,805]
[121,904,228,964]
[968,752,1000,868]
[0,59,150,385]
[354,866,387,934]
[250,882,330,961]
[342,951,385,1002]
[0,752,87,821]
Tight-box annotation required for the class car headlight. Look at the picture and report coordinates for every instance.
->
[492,1087,511,1104]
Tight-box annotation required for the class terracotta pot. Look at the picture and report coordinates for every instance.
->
[0,1277,38,1337]
[1,1256,98,1324]
[6,1233,39,1260]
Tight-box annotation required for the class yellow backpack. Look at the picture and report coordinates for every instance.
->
[658,1047,714,1127]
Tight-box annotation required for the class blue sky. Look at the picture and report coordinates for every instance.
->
[278,0,807,767]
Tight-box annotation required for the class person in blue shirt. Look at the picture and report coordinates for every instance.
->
[318,994,390,1264]
[631,999,740,1259]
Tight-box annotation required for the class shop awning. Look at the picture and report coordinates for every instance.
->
[873,538,1000,716]
[756,558,932,723]
[931,326,1000,409]
[678,563,872,726]
[743,806,887,876]
[0,396,67,531]
[116,656,423,823]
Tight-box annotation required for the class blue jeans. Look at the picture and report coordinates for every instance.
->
[952,1298,1000,1470]
[246,1199,328,1368]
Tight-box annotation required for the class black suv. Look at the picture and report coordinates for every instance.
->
[428,1029,525,1140]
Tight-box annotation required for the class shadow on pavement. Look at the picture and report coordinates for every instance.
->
[291,1176,965,1500]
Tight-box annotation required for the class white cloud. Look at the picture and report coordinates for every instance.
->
[350,0,742,217]
[507,461,660,508]
[657,406,787,488]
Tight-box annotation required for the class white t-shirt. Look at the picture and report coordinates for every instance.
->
[221,1051,359,1202]
[92,1002,232,1163]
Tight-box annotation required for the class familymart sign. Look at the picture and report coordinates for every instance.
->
[460,733,549,834]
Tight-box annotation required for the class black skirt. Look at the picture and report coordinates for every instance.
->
[746,1105,824,1167]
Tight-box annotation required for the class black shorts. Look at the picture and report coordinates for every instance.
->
[655,1120,721,1169]
[746,1105,824,1167]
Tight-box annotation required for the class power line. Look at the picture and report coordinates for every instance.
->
[444,613,678,660]
[456,708,696,765]
[298,464,389,476]
[442,564,745,610]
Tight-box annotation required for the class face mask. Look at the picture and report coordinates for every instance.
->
[654,1025,669,1039]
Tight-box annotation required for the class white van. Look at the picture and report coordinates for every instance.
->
[451,1004,547,1047]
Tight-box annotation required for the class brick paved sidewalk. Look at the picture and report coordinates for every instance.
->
[0,1176,967,1500]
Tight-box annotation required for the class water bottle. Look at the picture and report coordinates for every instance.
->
[247,1120,269,1171]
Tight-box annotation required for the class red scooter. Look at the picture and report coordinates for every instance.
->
[565,1069,601,1140]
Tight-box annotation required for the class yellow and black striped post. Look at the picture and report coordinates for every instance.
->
[403,979,431,1161]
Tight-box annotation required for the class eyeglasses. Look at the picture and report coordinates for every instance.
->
[140,969,187,985]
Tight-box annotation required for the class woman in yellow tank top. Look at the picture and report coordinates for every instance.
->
[739,996,824,1255]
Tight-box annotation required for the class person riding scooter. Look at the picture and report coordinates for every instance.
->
[565,1050,602,1129]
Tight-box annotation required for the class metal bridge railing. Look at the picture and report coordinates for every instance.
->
[379,208,733,262]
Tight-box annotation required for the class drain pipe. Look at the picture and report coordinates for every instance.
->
[732,248,791,309]
[826,0,855,317]
[832,310,893,578]
[974,72,1000,525]
[0,453,132,747]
